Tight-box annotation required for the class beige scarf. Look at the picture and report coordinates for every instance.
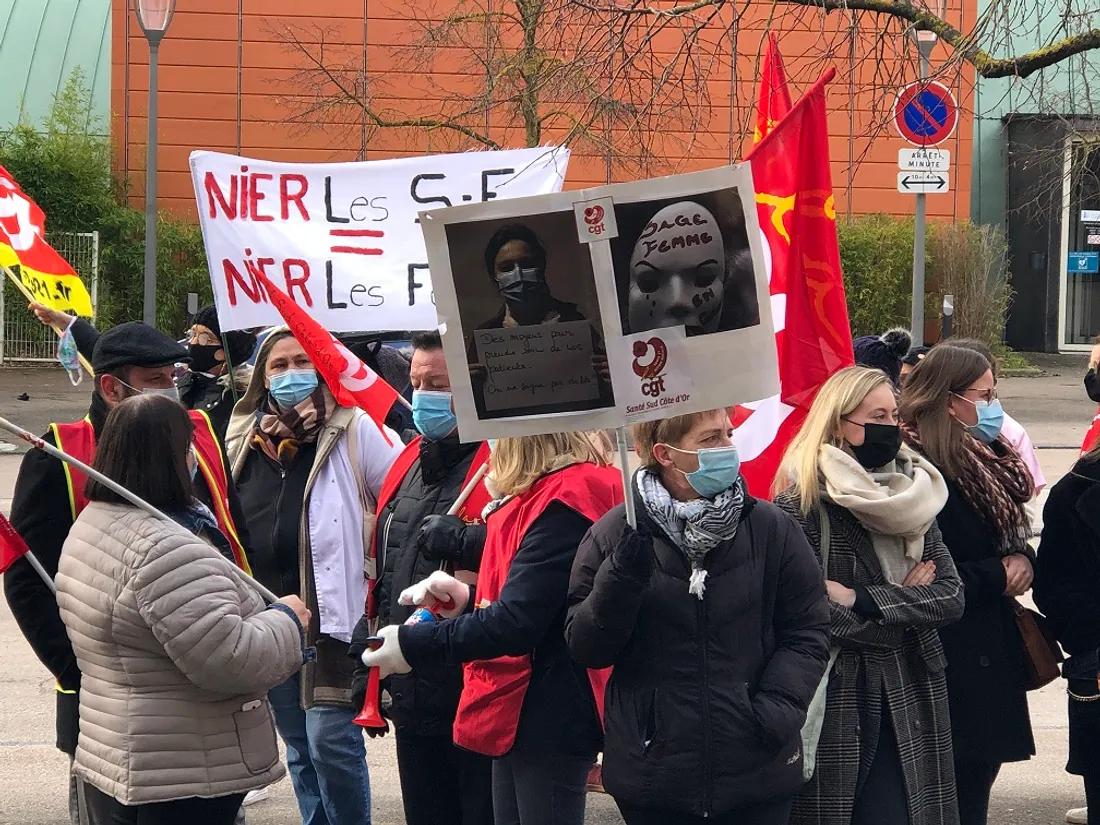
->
[818,443,948,584]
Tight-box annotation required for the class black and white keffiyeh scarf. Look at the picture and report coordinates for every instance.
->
[636,468,745,599]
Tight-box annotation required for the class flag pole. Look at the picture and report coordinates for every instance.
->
[0,415,277,604]
[21,550,56,595]
[2,265,94,377]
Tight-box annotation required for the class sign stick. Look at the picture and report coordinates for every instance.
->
[0,415,277,604]
[2,265,94,377]
[615,427,637,528]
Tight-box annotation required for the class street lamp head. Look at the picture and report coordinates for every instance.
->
[134,0,175,40]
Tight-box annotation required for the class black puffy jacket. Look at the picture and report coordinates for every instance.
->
[565,489,830,816]
[372,436,486,736]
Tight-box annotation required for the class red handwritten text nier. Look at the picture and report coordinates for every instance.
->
[204,167,309,222]
[221,249,383,311]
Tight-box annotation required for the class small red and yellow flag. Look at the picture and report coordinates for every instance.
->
[0,166,94,316]
[753,34,793,145]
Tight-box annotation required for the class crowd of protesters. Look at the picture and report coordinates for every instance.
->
[4,306,1099,825]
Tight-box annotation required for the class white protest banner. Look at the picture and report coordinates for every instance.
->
[420,163,777,441]
[190,147,569,332]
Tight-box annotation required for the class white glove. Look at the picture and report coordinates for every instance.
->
[398,570,469,618]
[359,625,411,679]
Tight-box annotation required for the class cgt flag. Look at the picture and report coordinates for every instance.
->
[753,34,793,144]
[252,269,402,440]
[733,68,855,498]
[0,512,30,573]
[0,166,94,316]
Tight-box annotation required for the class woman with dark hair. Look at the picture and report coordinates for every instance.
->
[55,394,309,825]
[224,327,404,825]
[900,344,1036,825]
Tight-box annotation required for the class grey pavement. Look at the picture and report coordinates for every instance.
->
[0,362,1094,824]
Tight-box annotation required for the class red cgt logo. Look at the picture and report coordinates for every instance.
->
[583,205,605,226]
[631,337,668,380]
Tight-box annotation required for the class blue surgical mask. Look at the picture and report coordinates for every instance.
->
[269,369,318,407]
[189,448,199,482]
[955,394,1005,444]
[412,390,457,440]
[664,443,741,498]
[488,439,498,452]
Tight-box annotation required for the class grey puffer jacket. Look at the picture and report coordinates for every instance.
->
[56,502,304,805]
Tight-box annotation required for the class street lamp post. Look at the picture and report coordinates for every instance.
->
[134,0,176,327]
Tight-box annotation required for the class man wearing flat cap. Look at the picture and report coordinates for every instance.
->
[3,321,253,825]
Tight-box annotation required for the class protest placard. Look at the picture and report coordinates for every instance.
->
[190,147,569,332]
[421,163,778,441]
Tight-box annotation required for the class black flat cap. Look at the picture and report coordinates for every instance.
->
[91,321,190,374]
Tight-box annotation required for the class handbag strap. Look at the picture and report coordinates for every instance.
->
[819,506,831,579]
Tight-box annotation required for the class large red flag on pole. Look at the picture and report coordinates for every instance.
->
[733,67,855,498]
[252,270,402,440]
[753,34,793,144]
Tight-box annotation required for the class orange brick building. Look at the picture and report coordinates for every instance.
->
[112,0,974,220]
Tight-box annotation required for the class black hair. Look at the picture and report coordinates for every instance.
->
[411,330,443,352]
[482,224,547,279]
[87,394,195,510]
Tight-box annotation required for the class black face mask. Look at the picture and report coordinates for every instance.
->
[848,422,902,469]
[188,343,223,375]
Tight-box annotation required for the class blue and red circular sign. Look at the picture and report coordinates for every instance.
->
[894,81,958,146]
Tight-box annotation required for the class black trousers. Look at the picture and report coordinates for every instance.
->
[492,747,591,825]
[396,729,495,825]
[851,710,910,825]
[617,798,794,825]
[81,782,244,825]
[954,759,1001,825]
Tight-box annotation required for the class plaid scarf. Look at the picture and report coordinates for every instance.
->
[901,422,1032,554]
[636,468,745,599]
[252,388,332,464]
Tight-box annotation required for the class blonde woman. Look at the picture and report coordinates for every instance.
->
[565,409,830,825]
[360,431,623,825]
[773,366,964,825]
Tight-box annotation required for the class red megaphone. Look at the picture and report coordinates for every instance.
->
[353,638,386,730]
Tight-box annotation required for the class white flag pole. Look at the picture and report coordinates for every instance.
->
[0,415,277,603]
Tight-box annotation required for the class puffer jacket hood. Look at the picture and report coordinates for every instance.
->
[56,502,304,805]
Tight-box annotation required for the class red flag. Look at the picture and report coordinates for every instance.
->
[734,68,855,498]
[0,513,30,573]
[252,271,401,437]
[754,34,793,144]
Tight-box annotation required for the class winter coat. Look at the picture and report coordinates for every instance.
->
[564,490,831,816]
[1035,456,1100,672]
[55,503,303,804]
[2,391,253,756]
[225,381,402,709]
[933,477,1035,764]
[773,492,964,825]
[373,436,486,736]
[400,493,606,759]
[178,367,252,440]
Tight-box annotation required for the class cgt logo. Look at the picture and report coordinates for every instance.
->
[632,337,669,397]
[584,204,607,236]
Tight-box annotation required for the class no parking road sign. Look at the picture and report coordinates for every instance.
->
[894,81,958,147]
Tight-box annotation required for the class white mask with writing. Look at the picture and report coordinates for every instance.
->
[627,201,725,337]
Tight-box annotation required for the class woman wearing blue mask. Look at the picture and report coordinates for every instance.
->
[900,344,1036,825]
[564,409,831,825]
[224,327,404,825]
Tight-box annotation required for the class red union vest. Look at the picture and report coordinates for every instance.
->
[51,410,251,573]
[452,463,623,757]
[1082,407,1100,455]
[367,438,492,618]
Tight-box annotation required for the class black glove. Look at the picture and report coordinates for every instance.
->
[417,514,468,562]
[611,523,655,583]
[347,614,374,662]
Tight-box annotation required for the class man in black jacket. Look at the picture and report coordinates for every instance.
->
[3,322,253,825]
[349,330,493,825]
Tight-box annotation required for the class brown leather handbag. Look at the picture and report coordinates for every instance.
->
[1011,600,1064,690]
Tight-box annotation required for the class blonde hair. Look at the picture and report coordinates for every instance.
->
[773,366,893,513]
[631,409,731,468]
[489,430,612,497]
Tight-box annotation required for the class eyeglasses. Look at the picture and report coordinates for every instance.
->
[189,327,220,347]
[961,386,998,404]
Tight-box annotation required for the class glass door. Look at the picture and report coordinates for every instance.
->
[1063,139,1100,347]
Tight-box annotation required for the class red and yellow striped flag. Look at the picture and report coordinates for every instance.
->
[0,166,94,316]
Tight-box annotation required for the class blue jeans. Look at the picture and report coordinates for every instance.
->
[268,674,371,825]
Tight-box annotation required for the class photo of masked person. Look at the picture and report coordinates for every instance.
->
[611,190,760,337]
[447,217,615,420]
